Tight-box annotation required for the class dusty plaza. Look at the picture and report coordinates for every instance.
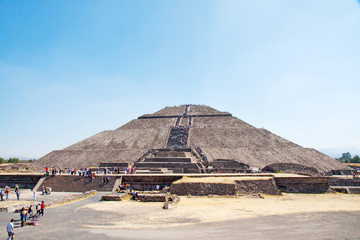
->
[0,187,360,240]
[1,105,360,239]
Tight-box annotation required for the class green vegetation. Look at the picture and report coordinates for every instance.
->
[336,152,360,163]
[0,157,36,164]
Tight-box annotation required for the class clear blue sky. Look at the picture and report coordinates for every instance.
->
[1,0,359,159]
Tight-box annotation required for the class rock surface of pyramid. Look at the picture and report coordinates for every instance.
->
[35,105,346,171]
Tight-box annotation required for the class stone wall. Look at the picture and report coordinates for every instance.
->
[274,177,330,193]
[170,182,236,196]
[347,187,360,194]
[143,158,191,163]
[41,175,119,192]
[153,151,186,158]
[331,169,355,175]
[170,177,281,196]
[121,175,182,190]
[235,178,281,195]
[330,178,360,186]
[99,163,129,167]
[138,193,169,202]
[0,174,43,189]
[134,162,198,169]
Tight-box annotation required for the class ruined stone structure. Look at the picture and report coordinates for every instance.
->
[35,105,347,173]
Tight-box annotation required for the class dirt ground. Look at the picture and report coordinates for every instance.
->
[79,193,360,229]
[1,192,360,240]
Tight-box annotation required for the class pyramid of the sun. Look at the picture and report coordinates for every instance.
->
[35,105,346,171]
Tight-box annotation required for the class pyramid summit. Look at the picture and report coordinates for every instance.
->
[35,104,347,173]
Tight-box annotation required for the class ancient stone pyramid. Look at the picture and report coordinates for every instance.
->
[35,105,346,171]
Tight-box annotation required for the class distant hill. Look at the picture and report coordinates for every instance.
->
[317,148,360,159]
[0,154,36,160]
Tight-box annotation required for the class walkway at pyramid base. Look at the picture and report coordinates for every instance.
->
[35,105,349,175]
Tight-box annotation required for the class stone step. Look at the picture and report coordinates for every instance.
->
[32,177,46,192]
[134,162,199,169]
[143,157,191,163]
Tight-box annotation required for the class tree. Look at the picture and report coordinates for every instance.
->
[0,157,5,164]
[8,158,20,163]
[352,155,360,163]
[339,152,352,160]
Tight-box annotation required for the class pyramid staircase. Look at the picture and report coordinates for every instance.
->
[134,148,206,174]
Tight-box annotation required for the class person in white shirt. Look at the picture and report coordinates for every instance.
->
[36,203,41,215]
[7,219,14,240]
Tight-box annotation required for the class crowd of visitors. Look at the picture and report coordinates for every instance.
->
[6,200,46,239]
[0,185,50,202]
[167,126,189,147]
[0,185,21,201]
[0,185,11,201]
[44,166,138,178]
[41,186,52,195]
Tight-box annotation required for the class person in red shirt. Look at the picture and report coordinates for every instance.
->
[40,201,45,216]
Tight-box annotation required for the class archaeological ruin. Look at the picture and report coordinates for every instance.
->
[35,104,347,173]
[1,105,357,195]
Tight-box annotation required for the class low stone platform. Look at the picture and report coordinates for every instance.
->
[138,193,169,202]
[274,177,330,193]
[170,176,281,196]
[331,186,360,194]
[101,193,129,201]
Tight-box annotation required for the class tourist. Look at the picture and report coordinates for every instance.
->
[7,219,14,240]
[0,189,4,201]
[16,190,20,200]
[28,205,33,219]
[40,201,45,216]
[20,207,27,227]
[90,173,94,182]
[36,203,41,215]
[33,191,36,201]
[5,186,10,200]
[41,186,45,195]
